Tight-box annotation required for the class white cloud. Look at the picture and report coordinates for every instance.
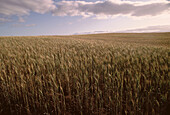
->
[0,0,56,16]
[0,0,169,19]
[74,25,170,34]
[52,0,170,18]
[118,25,170,32]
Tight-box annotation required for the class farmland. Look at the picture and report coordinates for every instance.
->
[0,33,169,115]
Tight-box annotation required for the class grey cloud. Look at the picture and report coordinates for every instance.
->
[132,3,169,16]
[79,2,134,15]
[0,0,169,19]
[53,1,170,17]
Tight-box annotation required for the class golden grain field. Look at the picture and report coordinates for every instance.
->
[0,33,169,115]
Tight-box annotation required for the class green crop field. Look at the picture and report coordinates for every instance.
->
[0,33,169,115]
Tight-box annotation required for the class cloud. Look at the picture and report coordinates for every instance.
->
[12,23,23,27]
[25,24,36,27]
[74,25,170,34]
[12,23,36,27]
[52,0,170,18]
[0,0,169,19]
[74,30,110,35]
[0,17,11,22]
[119,25,170,32]
[18,16,25,22]
[0,0,56,16]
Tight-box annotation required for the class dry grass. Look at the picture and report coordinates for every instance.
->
[0,33,170,115]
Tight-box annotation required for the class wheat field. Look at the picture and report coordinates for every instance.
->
[0,33,169,115]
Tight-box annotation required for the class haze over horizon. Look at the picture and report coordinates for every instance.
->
[0,0,170,36]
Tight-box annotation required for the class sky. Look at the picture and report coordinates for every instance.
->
[0,0,170,36]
